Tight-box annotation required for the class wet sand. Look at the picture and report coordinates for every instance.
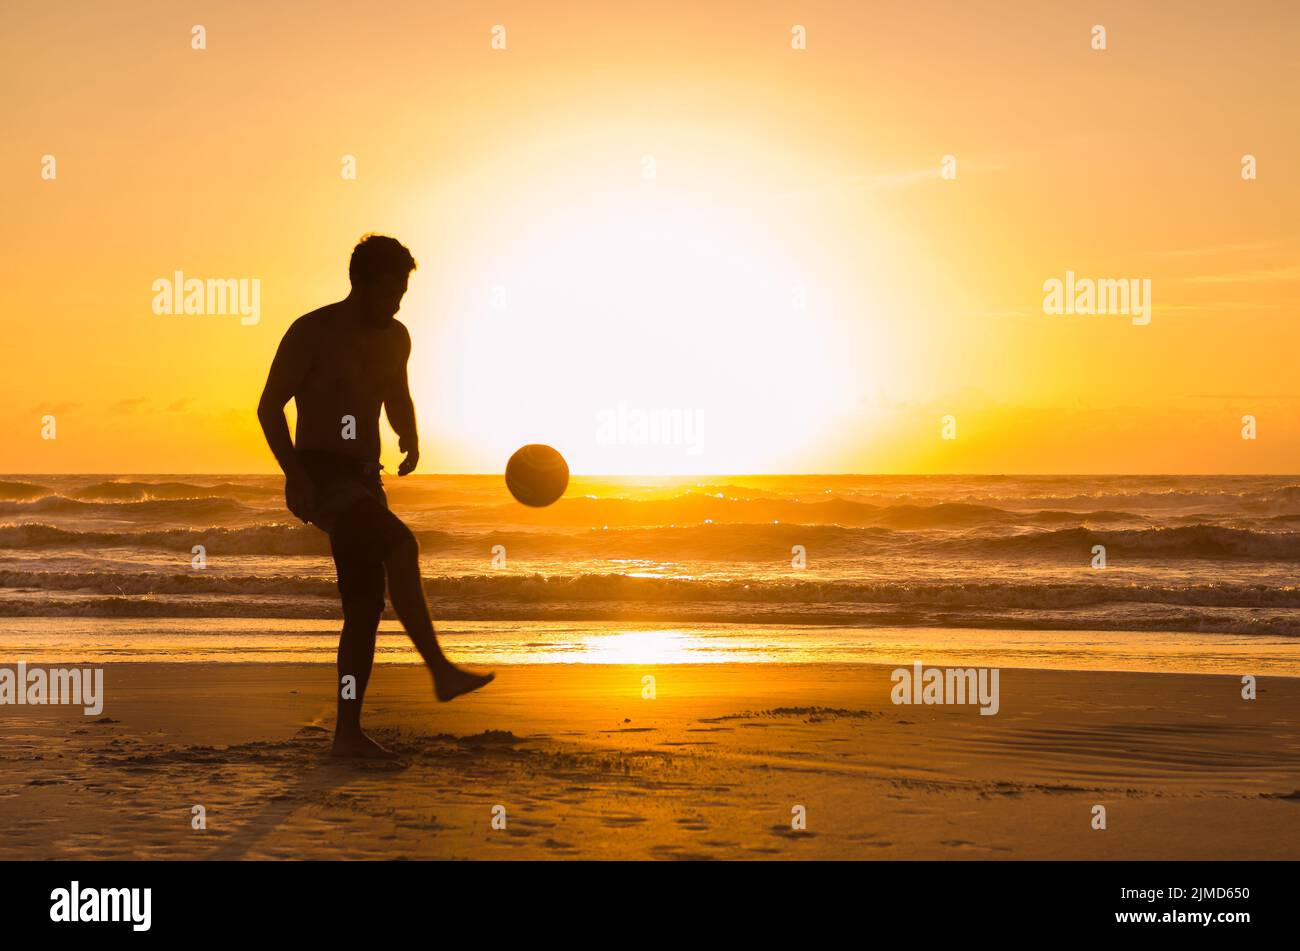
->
[1,662,1297,859]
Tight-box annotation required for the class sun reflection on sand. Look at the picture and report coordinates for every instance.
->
[578,629,701,665]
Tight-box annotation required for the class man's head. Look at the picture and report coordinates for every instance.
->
[349,234,417,326]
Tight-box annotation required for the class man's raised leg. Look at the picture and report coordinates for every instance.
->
[382,527,494,701]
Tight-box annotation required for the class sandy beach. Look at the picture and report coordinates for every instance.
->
[2,661,1296,860]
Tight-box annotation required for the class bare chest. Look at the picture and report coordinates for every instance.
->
[307,329,399,398]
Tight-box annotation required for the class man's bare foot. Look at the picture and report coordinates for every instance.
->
[433,663,495,702]
[331,730,398,759]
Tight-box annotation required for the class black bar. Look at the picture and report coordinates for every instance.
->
[2,860,1285,938]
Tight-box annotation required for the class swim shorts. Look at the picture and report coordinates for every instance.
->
[298,450,413,617]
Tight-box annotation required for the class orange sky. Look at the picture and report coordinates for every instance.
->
[3,0,1298,474]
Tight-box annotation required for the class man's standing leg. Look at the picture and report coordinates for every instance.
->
[333,599,383,754]
[329,503,393,758]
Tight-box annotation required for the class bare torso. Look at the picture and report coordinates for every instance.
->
[290,302,409,462]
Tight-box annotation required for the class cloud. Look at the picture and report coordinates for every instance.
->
[1147,301,1295,313]
[1188,393,1300,401]
[1184,264,1300,284]
[1150,242,1276,258]
[856,155,1012,192]
[774,154,1018,202]
[28,401,79,415]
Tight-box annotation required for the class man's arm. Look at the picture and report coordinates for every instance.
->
[384,324,420,476]
[257,319,314,519]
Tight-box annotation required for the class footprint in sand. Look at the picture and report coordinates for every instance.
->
[649,844,716,861]
[769,824,817,838]
[365,759,411,772]
[456,730,524,746]
[940,839,1012,853]
[599,727,656,734]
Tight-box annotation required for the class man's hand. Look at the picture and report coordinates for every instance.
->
[285,473,317,524]
[398,443,420,476]
[388,327,420,477]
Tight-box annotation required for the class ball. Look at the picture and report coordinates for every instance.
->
[505,444,569,507]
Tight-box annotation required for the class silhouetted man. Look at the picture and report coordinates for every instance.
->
[258,234,492,758]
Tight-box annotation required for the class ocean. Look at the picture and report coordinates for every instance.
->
[2,474,1298,672]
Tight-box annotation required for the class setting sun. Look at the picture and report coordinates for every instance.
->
[409,166,871,474]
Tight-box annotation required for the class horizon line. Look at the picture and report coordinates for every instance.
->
[5,471,1300,479]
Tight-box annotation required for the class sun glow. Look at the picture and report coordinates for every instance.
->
[7,1,1298,475]
[408,166,878,475]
